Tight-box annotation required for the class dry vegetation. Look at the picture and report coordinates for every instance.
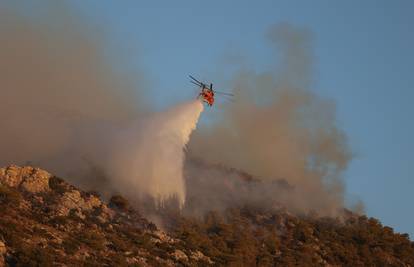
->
[0,165,413,266]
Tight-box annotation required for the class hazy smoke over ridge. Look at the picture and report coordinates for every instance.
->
[188,24,352,216]
[0,5,144,182]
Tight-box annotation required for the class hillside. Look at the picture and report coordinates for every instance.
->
[1,165,413,266]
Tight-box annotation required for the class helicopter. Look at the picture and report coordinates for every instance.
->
[189,75,234,106]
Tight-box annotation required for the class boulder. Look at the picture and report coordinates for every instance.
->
[171,249,188,262]
[0,241,6,255]
[56,190,84,216]
[55,190,102,217]
[99,204,115,222]
[153,230,176,244]
[83,195,102,210]
[0,165,24,187]
[0,241,6,267]
[20,168,51,193]
[191,250,213,265]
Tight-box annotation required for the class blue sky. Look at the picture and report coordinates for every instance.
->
[17,1,414,236]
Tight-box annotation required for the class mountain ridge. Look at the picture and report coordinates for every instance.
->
[1,165,413,266]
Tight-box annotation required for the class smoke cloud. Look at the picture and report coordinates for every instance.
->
[187,24,352,216]
[0,5,144,182]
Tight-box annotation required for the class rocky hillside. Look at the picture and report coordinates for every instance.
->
[0,165,211,266]
[1,165,414,266]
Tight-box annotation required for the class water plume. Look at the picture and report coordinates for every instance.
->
[108,100,204,208]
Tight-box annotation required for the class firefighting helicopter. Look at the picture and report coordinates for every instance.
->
[189,75,234,106]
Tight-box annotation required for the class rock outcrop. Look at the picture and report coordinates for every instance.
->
[54,190,101,217]
[0,165,51,193]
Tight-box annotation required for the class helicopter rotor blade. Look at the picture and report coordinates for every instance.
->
[189,75,202,84]
[214,91,234,96]
[190,80,201,87]
[219,95,235,102]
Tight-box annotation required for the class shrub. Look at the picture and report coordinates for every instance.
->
[0,184,21,205]
[11,246,54,267]
[62,237,81,254]
[48,176,67,195]
[77,230,106,250]
[109,195,129,211]
[48,216,68,226]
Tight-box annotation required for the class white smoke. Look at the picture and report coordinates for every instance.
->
[107,100,204,208]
